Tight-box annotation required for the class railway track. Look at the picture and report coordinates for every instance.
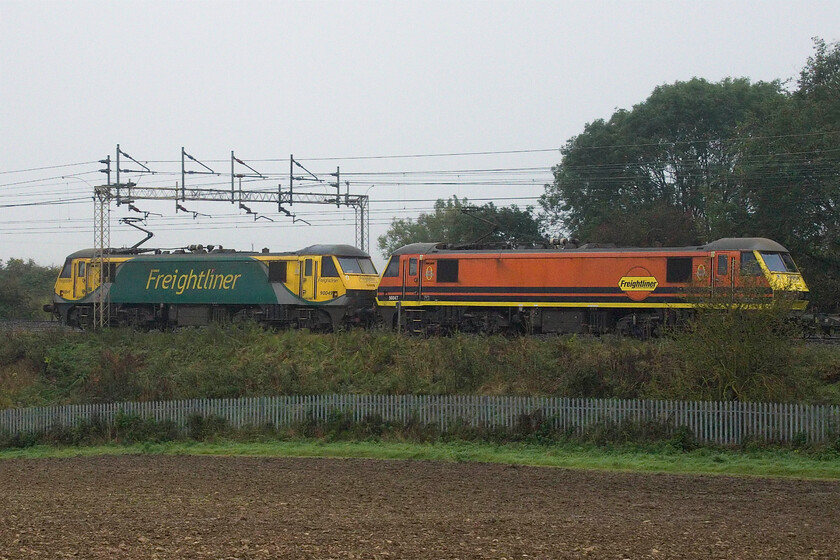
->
[1,318,837,345]
[804,336,840,346]
[800,313,840,344]
[0,320,78,332]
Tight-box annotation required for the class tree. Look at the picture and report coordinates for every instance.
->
[587,202,701,247]
[736,39,840,310]
[540,77,783,245]
[377,196,543,257]
[0,258,60,319]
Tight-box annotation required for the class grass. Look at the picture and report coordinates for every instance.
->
[2,439,838,480]
[2,323,840,408]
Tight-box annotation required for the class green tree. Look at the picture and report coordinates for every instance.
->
[541,77,783,245]
[736,39,840,310]
[0,258,60,319]
[377,196,543,257]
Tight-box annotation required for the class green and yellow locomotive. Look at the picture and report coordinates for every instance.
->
[45,244,379,330]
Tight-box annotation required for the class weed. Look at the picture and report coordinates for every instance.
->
[186,414,229,441]
[0,323,836,410]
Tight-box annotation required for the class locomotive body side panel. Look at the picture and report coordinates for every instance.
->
[378,250,709,309]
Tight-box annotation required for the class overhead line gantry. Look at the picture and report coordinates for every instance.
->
[90,145,371,329]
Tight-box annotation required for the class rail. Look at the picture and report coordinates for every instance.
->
[0,320,76,332]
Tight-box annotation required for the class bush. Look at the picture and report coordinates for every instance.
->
[0,321,837,408]
[669,426,698,452]
[186,413,229,441]
[660,298,806,401]
[114,411,178,444]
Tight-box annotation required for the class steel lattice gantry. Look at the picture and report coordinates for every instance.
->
[110,184,370,252]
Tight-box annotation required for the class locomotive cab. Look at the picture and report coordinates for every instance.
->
[704,239,809,310]
[753,251,808,293]
[268,246,379,327]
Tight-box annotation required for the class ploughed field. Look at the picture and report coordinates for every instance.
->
[1,455,838,559]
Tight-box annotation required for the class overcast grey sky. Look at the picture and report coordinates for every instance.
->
[2,0,838,267]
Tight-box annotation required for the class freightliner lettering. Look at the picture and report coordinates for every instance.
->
[145,269,243,295]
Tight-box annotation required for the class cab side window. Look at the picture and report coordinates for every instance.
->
[383,256,400,278]
[717,254,728,275]
[60,258,73,278]
[740,252,761,276]
[408,258,417,276]
[666,258,692,283]
[77,261,86,278]
[321,257,339,277]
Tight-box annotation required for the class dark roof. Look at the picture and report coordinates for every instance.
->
[295,244,369,257]
[701,238,789,252]
[65,248,262,259]
[67,249,97,259]
[389,238,791,256]
[390,243,442,256]
[64,244,370,260]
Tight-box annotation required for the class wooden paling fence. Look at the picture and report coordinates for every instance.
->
[1,395,838,445]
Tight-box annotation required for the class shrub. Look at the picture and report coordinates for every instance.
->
[661,298,805,401]
[669,426,698,452]
[0,321,837,408]
[186,413,228,441]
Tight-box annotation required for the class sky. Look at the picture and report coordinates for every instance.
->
[1,0,839,269]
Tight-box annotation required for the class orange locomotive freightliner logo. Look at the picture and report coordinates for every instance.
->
[618,276,659,291]
[618,268,659,302]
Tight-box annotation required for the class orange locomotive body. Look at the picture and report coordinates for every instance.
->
[376,238,808,335]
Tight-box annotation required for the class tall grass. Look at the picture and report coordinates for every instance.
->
[0,314,838,408]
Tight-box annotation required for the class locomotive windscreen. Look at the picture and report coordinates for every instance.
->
[338,257,377,275]
[760,252,799,273]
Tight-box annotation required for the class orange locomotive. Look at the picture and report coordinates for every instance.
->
[376,238,808,335]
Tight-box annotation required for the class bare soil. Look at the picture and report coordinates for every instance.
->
[0,455,838,559]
